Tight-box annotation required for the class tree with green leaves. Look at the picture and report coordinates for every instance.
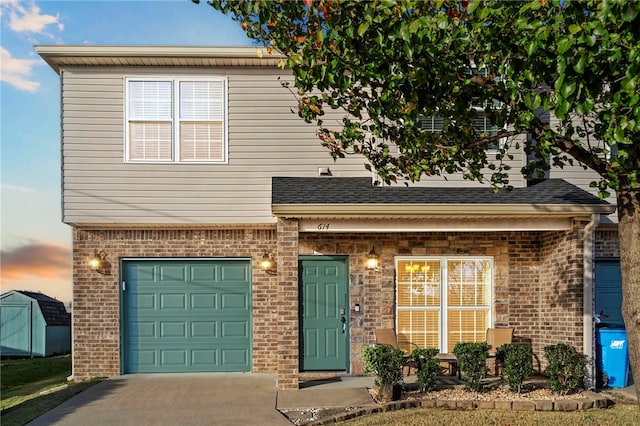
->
[198,0,640,399]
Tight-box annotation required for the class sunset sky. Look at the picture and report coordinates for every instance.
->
[1,0,253,305]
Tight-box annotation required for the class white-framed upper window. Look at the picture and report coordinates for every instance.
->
[418,111,505,151]
[395,256,493,353]
[419,105,502,144]
[418,67,505,151]
[125,77,228,163]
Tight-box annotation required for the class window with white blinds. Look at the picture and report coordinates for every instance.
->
[396,257,492,353]
[126,78,227,163]
[418,111,500,138]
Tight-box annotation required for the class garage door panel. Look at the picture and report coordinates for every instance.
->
[160,265,188,282]
[124,259,251,373]
[222,349,249,366]
[191,322,217,337]
[221,321,249,338]
[161,350,187,366]
[221,293,248,310]
[220,264,249,281]
[160,294,186,309]
[131,322,156,338]
[192,350,217,366]
[191,294,216,309]
[160,322,187,338]
[190,265,218,281]
[130,350,156,367]
[129,264,157,281]
[133,294,156,309]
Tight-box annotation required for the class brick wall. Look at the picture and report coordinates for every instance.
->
[300,229,585,375]
[71,224,589,383]
[71,226,278,381]
[505,232,541,361]
[536,225,586,370]
[595,229,620,258]
[277,218,300,389]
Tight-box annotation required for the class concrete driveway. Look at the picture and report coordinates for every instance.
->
[28,373,292,426]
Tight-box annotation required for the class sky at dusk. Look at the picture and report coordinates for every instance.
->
[1,0,254,305]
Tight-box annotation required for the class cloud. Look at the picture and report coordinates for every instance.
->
[0,1,64,92]
[0,47,42,92]
[1,242,71,282]
[0,182,37,193]
[0,0,63,33]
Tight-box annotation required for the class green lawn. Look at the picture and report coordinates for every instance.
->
[1,355,100,426]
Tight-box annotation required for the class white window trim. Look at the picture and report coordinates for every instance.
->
[395,256,494,353]
[124,76,229,164]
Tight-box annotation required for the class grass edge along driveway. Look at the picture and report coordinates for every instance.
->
[1,355,102,426]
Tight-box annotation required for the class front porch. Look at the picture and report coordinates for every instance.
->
[272,177,615,390]
[275,224,593,389]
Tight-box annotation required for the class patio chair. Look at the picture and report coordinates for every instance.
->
[374,328,419,375]
[486,327,513,375]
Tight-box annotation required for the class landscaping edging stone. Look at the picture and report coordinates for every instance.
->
[293,391,612,426]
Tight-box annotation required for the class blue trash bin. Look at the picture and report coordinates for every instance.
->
[596,326,629,388]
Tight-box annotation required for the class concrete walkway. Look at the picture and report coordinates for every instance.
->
[277,376,376,410]
[26,373,637,426]
[28,373,292,426]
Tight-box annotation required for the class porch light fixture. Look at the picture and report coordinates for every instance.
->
[366,247,379,270]
[88,249,111,275]
[260,253,277,275]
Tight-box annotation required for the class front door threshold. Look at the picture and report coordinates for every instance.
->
[299,371,348,381]
[299,371,349,388]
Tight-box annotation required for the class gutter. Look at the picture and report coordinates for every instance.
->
[34,45,284,74]
[272,203,616,218]
[583,213,600,390]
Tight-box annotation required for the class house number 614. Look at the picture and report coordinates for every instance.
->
[317,223,330,230]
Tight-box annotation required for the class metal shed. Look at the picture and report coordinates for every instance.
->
[1,290,71,357]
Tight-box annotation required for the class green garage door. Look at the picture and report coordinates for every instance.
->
[122,259,251,373]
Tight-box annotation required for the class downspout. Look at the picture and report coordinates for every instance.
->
[60,67,75,382]
[583,213,600,390]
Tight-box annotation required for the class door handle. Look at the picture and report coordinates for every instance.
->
[341,316,346,334]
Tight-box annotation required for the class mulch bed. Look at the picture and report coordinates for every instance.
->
[282,376,619,425]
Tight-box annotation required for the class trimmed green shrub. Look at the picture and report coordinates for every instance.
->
[453,342,490,392]
[361,344,404,387]
[544,343,586,395]
[499,343,534,393]
[412,348,441,392]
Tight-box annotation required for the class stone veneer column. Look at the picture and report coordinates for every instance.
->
[276,218,300,390]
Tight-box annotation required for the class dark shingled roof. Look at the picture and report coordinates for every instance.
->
[15,291,71,326]
[272,177,611,207]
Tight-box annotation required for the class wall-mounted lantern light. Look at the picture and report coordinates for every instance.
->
[366,247,379,270]
[260,253,277,275]
[89,249,111,275]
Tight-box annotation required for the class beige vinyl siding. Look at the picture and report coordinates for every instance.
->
[61,66,529,225]
[548,161,617,222]
[545,115,617,222]
[549,162,603,192]
[381,131,526,189]
[61,67,366,224]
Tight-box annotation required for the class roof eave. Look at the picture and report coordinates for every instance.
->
[34,45,285,74]
[271,203,616,218]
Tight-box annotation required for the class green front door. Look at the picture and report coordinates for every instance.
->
[122,259,251,373]
[300,257,348,371]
